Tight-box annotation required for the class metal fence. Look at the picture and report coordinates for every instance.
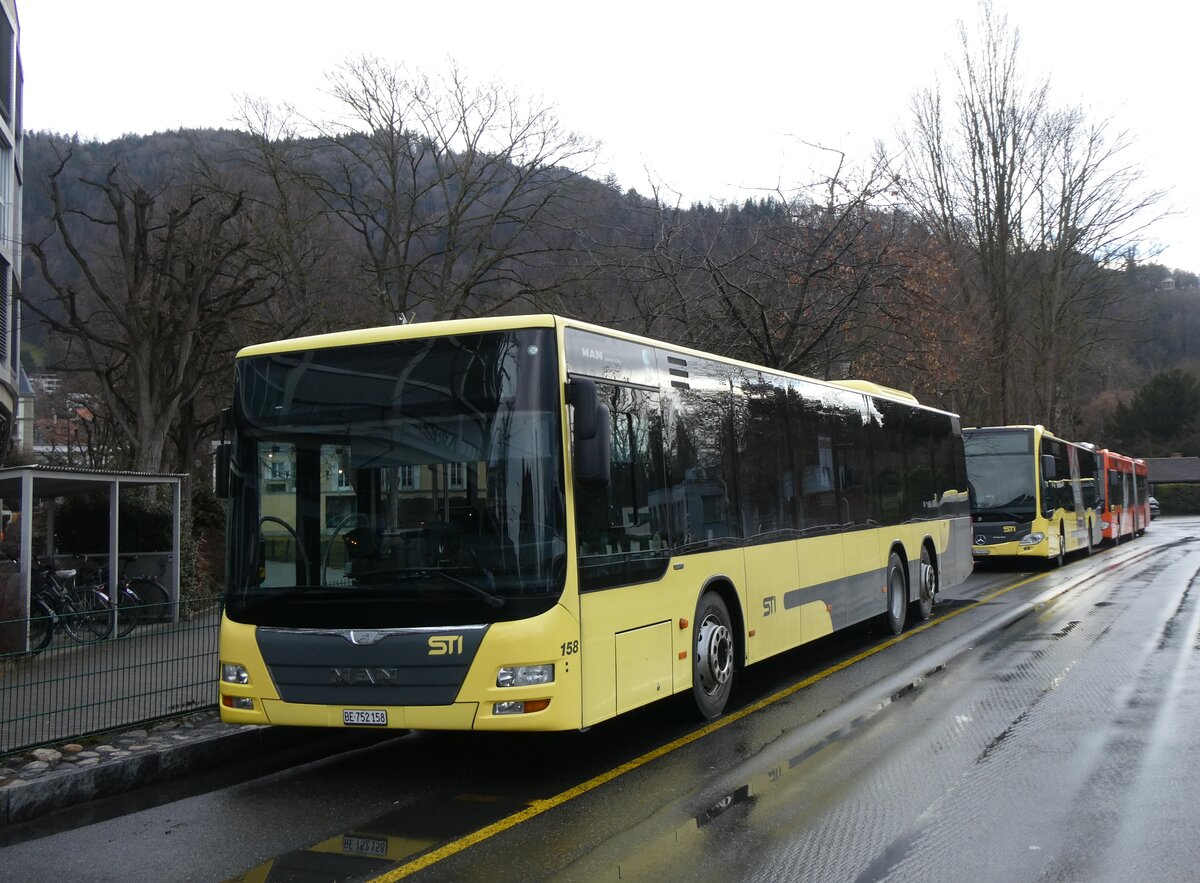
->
[0,597,221,756]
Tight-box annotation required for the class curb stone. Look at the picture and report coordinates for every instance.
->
[0,712,398,827]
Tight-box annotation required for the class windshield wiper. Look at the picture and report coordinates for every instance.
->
[338,566,507,607]
[429,568,506,608]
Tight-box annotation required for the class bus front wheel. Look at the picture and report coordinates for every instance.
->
[692,592,734,720]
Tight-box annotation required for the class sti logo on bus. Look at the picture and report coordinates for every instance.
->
[428,635,464,655]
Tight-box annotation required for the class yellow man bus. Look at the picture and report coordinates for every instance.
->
[964,425,1102,566]
[217,315,973,732]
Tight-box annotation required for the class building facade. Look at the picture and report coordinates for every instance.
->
[0,0,20,463]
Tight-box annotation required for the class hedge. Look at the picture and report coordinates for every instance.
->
[1151,483,1200,515]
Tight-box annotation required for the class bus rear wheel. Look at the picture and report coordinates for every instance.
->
[886,551,907,635]
[692,592,734,720]
[910,546,936,623]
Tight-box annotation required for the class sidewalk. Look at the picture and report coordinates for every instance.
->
[0,709,395,827]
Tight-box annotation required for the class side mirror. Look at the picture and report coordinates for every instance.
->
[568,379,610,489]
[215,442,232,498]
[1040,454,1057,481]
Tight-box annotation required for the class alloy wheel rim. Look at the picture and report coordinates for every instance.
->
[696,614,732,695]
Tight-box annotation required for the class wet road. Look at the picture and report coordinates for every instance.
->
[3,518,1198,882]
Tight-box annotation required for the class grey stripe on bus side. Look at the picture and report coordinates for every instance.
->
[783,568,887,630]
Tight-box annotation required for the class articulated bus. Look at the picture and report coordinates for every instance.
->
[964,425,1102,566]
[1098,450,1149,543]
[217,315,973,732]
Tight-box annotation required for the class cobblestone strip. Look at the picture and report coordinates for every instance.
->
[0,711,264,826]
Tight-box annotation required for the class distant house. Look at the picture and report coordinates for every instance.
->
[28,374,61,394]
[1144,456,1200,488]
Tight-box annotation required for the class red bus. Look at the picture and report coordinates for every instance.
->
[1098,450,1149,543]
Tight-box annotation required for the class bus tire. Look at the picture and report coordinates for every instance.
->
[910,545,936,623]
[692,592,734,720]
[1053,525,1066,568]
[886,551,907,635]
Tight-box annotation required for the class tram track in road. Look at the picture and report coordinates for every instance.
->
[363,548,1180,882]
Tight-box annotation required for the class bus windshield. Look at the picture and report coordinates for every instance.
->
[964,428,1037,520]
[224,328,565,628]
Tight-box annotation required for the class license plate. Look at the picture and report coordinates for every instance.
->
[343,709,387,726]
[343,835,388,857]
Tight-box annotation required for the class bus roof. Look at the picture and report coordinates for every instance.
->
[829,380,919,403]
[965,425,1097,451]
[236,314,559,358]
[236,313,950,415]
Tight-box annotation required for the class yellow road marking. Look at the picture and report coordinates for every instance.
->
[369,571,1050,881]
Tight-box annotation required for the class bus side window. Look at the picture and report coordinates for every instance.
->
[733,370,795,539]
[870,400,908,526]
[575,385,670,591]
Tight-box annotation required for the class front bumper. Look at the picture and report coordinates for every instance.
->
[972,536,1051,559]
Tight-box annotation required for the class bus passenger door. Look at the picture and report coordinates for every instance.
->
[573,384,674,725]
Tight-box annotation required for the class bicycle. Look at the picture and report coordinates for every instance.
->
[25,557,115,651]
[119,555,171,623]
[74,554,170,636]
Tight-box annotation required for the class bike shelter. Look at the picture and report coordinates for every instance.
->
[0,466,184,654]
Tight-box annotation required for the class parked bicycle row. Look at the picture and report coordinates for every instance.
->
[23,554,171,652]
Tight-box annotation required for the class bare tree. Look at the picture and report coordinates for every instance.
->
[894,1,1165,428]
[233,98,373,336]
[613,151,955,388]
[1020,108,1166,431]
[249,56,600,324]
[896,1,1047,423]
[24,143,278,473]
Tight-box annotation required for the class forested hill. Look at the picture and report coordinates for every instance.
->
[17,121,1199,474]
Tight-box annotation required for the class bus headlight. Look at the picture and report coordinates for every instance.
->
[1019,532,1045,547]
[497,664,555,687]
[222,662,250,685]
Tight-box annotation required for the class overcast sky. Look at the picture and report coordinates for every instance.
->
[17,0,1199,271]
